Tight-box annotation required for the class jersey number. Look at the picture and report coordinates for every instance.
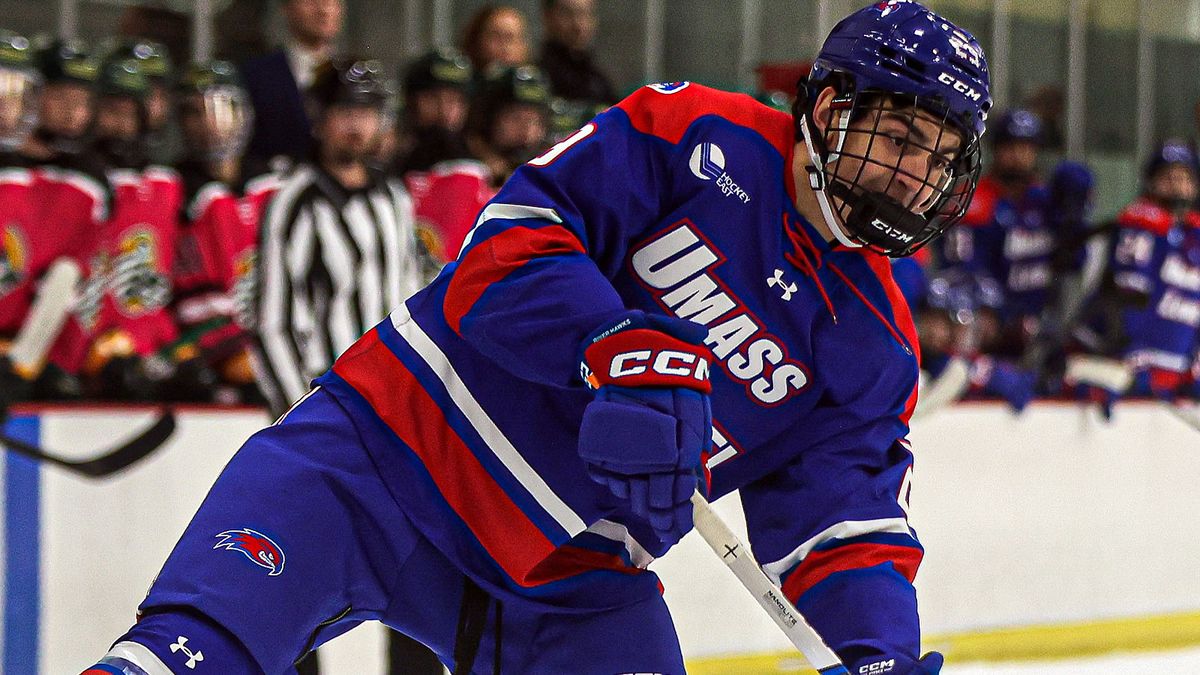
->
[529,123,596,167]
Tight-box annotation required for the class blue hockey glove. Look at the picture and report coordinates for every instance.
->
[971,356,1036,413]
[577,311,713,546]
[849,651,943,675]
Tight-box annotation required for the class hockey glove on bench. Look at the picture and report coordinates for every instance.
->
[577,311,713,547]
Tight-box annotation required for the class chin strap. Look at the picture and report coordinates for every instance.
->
[798,112,862,249]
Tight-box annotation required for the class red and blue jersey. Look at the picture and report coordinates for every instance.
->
[942,174,1054,322]
[1112,197,1200,375]
[314,83,927,657]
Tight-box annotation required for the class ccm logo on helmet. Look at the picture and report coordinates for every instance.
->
[937,71,984,102]
[870,218,915,243]
[610,349,710,382]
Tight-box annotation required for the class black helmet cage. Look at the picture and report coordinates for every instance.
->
[794,69,983,258]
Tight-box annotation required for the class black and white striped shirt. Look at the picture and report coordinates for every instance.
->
[253,164,421,413]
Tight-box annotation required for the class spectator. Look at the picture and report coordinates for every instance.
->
[395,48,473,174]
[461,4,530,78]
[240,0,343,166]
[538,0,616,107]
[465,65,551,186]
[171,60,276,404]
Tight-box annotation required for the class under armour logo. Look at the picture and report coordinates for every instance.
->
[767,269,798,301]
[170,636,204,669]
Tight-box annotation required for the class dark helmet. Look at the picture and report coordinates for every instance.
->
[32,36,98,86]
[0,30,42,150]
[1143,139,1199,180]
[467,65,550,138]
[309,58,393,113]
[103,38,173,84]
[991,108,1043,147]
[175,60,254,161]
[795,0,992,257]
[96,55,149,101]
[0,29,36,74]
[404,49,472,96]
[175,59,244,94]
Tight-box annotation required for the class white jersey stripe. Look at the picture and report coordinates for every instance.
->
[391,304,588,537]
[459,203,564,255]
[761,517,914,584]
[103,640,176,675]
[588,519,655,568]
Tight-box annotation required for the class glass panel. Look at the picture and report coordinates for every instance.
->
[1086,1,1136,153]
[78,0,192,64]
[0,0,59,37]
[661,0,742,90]
[1008,0,1069,153]
[593,0,648,94]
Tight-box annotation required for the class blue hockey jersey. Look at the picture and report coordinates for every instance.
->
[314,83,926,657]
[940,174,1054,323]
[1112,197,1200,377]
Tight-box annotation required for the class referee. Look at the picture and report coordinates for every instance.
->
[253,58,441,675]
[254,58,422,415]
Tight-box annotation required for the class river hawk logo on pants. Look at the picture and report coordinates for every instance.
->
[690,143,725,181]
[214,528,286,576]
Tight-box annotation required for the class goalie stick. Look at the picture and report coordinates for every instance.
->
[689,491,849,674]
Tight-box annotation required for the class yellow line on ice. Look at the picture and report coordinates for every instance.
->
[685,610,1200,674]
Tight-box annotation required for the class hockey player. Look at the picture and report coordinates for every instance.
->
[0,29,44,403]
[465,64,552,186]
[103,39,175,164]
[395,48,474,175]
[85,2,989,673]
[938,108,1051,358]
[17,37,110,398]
[1106,140,1200,400]
[170,60,275,403]
[86,53,184,399]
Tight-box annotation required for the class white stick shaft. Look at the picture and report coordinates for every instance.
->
[690,491,847,673]
[8,258,82,378]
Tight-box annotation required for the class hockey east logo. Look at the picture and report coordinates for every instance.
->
[689,143,751,204]
[112,229,170,317]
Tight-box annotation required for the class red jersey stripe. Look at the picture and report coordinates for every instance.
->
[332,329,558,585]
[780,542,924,604]
[444,224,586,334]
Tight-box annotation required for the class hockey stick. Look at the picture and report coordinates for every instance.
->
[689,491,849,674]
[7,258,82,379]
[1,408,176,478]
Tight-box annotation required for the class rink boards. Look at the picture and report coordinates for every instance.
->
[4,401,1200,674]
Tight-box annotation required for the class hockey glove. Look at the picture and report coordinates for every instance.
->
[970,355,1036,413]
[577,311,713,547]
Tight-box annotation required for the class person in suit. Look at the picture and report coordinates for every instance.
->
[239,0,342,167]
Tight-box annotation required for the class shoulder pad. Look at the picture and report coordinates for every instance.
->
[1117,198,1173,236]
[616,82,793,156]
